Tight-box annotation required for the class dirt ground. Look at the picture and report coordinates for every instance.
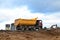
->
[0,29,60,40]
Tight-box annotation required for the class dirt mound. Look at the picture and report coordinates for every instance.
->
[0,29,60,40]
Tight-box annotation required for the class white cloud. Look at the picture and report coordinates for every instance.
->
[0,6,60,30]
[44,13,60,28]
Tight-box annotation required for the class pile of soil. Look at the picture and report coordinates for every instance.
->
[0,29,60,40]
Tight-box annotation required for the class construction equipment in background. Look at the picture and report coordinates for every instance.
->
[50,24,57,29]
[5,24,10,30]
[14,17,42,31]
[11,23,16,31]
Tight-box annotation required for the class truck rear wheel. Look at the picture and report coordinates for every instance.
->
[34,27,40,31]
[16,26,21,30]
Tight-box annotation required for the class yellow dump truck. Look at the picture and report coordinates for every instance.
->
[14,17,42,31]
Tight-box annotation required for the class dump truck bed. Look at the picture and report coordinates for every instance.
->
[14,18,37,26]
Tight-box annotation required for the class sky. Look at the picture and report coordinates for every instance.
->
[0,0,60,30]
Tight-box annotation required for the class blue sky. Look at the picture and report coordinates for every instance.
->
[0,0,60,13]
[0,0,60,29]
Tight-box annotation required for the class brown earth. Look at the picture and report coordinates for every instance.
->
[0,29,60,40]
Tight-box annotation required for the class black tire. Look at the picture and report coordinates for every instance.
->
[34,27,40,31]
[16,26,21,30]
